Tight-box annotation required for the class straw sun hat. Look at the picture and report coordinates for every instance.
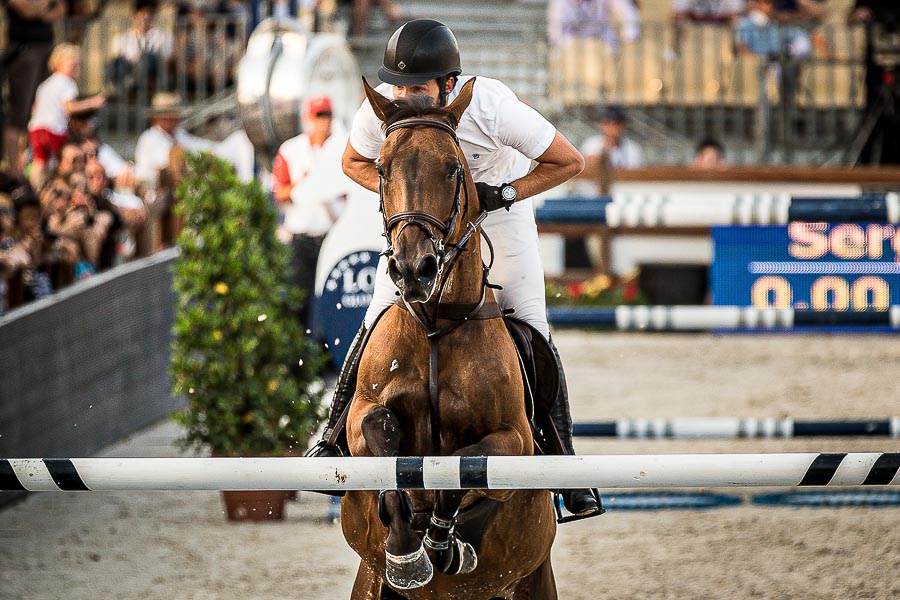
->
[148,92,185,118]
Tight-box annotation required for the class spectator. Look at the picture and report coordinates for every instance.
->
[847,0,900,164]
[67,101,137,190]
[547,0,641,52]
[736,0,811,113]
[775,1,828,59]
[134,92,215,252]
[55,143,87,181]
[673,0,745,23]
[86,159,144,268]
[26,43,106,190]
[174,1,242,94]
[271,94,350,322]
[671,0,745,57]
[581,105,644,169]
[693,137,727,167]
[336,0,409,37]
[133,92,215,187]
[107,0,174,97]
[9,186,51,302]
[67,171,115,277]
[776,0,827,26]
[1,0,65,178]
[735,0,811,59]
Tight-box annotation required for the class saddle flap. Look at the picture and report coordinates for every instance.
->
[504,317,560,418]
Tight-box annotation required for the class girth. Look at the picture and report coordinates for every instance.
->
[392,299,503,322]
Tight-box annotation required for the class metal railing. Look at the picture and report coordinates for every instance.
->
[64,14,248,152]
[3,12,874,166]
[547,21,870,165]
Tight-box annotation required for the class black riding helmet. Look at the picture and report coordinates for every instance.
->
[378,19,462,87]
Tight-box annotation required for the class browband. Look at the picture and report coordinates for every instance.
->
[385,117,459,144]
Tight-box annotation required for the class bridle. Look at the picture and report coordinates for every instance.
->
[377,115,493,336]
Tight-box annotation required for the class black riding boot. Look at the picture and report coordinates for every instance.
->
[549,338,604,520]
[306,324,367,459]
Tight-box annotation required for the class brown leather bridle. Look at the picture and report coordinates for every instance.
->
[377,116,493,331]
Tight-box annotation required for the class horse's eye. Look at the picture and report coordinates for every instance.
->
[447,164,460,180]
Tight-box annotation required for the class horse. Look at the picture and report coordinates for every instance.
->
[339,78,558,599]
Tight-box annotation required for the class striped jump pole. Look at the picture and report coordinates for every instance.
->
[1,453,898,492]
[534,193,900,226]
[574,418,900,439]
[547,306,900,330]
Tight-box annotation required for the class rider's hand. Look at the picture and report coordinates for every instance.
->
[476,182,513,212]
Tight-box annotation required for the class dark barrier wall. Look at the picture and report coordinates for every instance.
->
[0,249,183,471]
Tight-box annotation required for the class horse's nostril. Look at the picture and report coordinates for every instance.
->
[388,258,403,286]
[416,256,438,282]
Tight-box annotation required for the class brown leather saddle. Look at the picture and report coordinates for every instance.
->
[503,316,566,456]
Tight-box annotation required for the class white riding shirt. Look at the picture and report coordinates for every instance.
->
[348,75,558,339]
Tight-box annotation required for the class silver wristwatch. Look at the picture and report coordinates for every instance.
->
[500,184,518,204]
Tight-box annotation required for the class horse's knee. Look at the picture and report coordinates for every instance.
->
[361,405,402,454]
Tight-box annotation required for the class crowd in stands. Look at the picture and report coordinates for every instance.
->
[547,0,831,57]
[106,0,248,99]
[1,0,897,315]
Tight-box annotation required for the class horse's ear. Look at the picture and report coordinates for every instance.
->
[445,77,475,128]
[363,77,395,124]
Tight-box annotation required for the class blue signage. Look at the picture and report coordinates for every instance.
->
[311,250,379,369]
[712,223,900,310]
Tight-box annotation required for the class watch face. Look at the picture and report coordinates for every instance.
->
[501,185,517,201]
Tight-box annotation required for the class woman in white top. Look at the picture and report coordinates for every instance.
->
[309,19,602,520]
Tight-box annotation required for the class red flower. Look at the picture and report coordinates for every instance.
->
[622,281,638,303]
[567,282,584,298]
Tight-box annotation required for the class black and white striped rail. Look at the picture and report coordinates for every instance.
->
[1,454,898,492]
[535,193,900,226]
[574,418,900,439]
[547,306,900,330]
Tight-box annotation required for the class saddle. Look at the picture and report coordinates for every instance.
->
[503,317,567,457]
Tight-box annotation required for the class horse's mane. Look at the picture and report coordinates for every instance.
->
[382,95,458,131]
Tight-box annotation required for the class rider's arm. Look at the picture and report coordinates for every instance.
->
[342,141,380,193]
[509,132,584,201]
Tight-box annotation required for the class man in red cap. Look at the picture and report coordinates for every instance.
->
[272,94,352,323]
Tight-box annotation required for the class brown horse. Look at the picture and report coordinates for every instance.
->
[340,79,558,599]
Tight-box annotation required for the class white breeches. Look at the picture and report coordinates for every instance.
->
[364,199,550,340]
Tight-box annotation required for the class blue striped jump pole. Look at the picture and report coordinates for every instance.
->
[573,418,900,439]
[535,193,900,226]
[547,306,900,330]
[1,453,897,492]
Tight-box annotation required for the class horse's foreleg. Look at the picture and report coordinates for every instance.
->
[423,489,477,576]
[424,428,527,576]
[356,402,433,590]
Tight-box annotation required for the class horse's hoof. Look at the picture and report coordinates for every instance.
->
[454,537,478,575]
[385,543,434,590]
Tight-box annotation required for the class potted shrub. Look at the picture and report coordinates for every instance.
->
[169,153,326,521]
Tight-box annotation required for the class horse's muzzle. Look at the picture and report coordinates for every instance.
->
[388,254,439,303]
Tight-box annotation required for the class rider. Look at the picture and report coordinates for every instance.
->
[309,18,602,519]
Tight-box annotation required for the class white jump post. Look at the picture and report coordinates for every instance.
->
[2,453,898,492]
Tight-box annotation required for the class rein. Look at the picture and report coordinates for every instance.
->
[379,115,498,454]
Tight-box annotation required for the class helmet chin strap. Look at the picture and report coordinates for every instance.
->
[435,75,456,108]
